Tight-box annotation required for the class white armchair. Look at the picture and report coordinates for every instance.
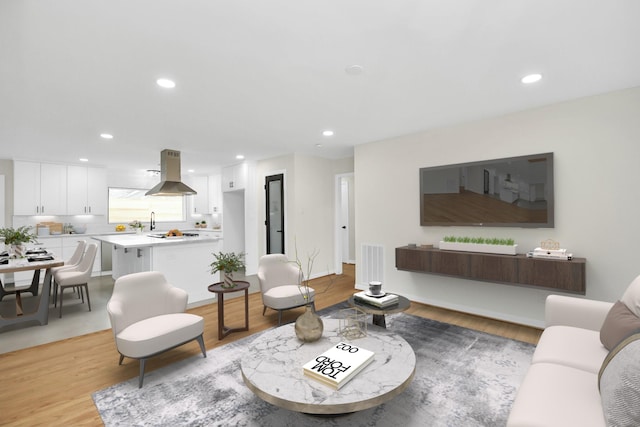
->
[257,254,315,326]
[107,271,206,388]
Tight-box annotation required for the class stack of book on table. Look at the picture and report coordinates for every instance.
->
[530,247,573,260]
[353,291,399,308]
[303,342,375,389]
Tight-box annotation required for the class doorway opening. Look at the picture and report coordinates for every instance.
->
[265,174,284,254]
[334,173,355,275]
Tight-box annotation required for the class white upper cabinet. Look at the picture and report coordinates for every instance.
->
[222,163,247,192]
[67,166,107,215]
[209,174,222,213]
[185,175,210,215]
[14,161,67,215]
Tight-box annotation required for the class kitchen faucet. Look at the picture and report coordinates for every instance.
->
[150,212,156,231]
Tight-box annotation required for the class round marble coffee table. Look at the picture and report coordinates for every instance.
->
[240,319,416,415]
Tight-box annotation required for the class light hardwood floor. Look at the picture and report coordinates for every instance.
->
[0,264,541,426]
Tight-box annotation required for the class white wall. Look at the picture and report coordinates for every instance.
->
[355,86,640,328]
[257,154,295,260]
[0,160,12,226]
[255,154,354,279]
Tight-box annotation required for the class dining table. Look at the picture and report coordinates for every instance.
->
[0,256,63,330]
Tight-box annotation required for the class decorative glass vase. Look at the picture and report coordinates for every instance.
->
[295,305,324,342]
[222,271,236,288]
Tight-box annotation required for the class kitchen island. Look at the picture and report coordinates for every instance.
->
[93,231,222,306]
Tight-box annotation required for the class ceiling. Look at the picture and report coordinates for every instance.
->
[2,1,639,175]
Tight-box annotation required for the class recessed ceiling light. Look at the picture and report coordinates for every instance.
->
[316,144,323,148]
[100,133,113,140]
[79,158,89,162]
[322,130,334,137]
[156,78,176,89]
[187,169,195,173]
[236,154,245,160]
[346,65,364,75]
[521,73,542,84]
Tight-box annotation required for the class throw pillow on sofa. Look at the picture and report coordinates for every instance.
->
[620,274,640,317]
[600,300,640,351]
[598,332,640,426]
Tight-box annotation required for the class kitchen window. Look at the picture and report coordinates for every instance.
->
[108,188,185,223]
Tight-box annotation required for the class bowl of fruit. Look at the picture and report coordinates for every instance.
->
[115,224,126,232]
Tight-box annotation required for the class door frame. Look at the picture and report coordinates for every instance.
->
[265,173,285,254]
[334,172,355,275]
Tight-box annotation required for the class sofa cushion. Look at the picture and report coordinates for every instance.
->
[532,325,608,374]
[262,285,315,310]
[620,274,640,317]
[116,313,204,358]
[507,363,605,427]
[598,333,640,427]
[599,300,640,351]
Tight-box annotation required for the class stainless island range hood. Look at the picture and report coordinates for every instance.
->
[145,149,197,196]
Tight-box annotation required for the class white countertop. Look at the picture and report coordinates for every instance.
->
[92,233,222,249]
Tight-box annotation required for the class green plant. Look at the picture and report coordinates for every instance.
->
[129,220,144,230]
[0,226,37,246]
[442,235,515,246]
[210,251,246,274]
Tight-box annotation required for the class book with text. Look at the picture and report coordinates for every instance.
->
[302,342,375,389]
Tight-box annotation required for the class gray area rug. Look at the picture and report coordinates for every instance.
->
[93,307,535,426]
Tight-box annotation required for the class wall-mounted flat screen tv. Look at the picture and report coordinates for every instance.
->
[420,152,554,227]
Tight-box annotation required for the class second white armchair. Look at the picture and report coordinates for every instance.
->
[257,254,315,326]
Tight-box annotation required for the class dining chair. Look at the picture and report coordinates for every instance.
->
[54,243,97,318]
[51,240,86,301]
[107,271,206,388]
[257,254,315,326]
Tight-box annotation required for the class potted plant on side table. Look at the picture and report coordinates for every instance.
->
[210,251,245,288]
[0,226,37,259]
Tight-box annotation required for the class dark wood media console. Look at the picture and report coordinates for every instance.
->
[395,246,586,294]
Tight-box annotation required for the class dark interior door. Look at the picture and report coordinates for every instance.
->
[265,174,284,254]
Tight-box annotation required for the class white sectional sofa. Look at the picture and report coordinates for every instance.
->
[508,278,640,427]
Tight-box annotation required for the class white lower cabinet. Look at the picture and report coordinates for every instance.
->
[112,246,151,280]
[110,241,221,304]
[151,243,220,304]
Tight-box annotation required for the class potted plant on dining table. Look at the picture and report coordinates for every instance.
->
[0,226,37,259]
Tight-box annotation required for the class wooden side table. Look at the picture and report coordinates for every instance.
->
[207,280,250,340]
